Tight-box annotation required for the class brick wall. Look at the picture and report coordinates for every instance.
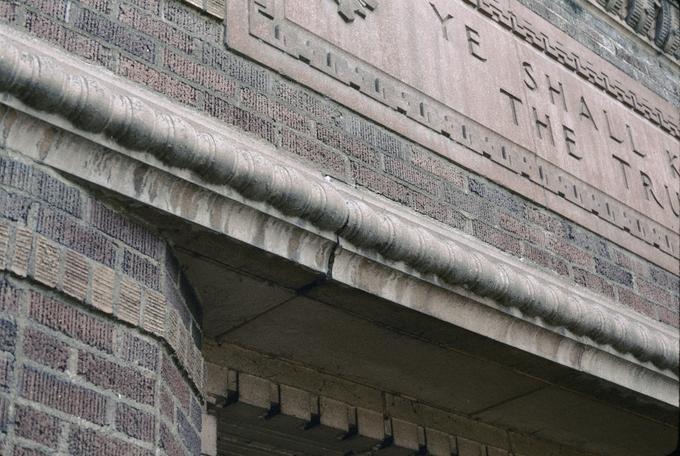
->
[0,0,677,330]
[0,153,203,455]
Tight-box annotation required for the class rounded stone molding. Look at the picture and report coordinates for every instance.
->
[0,33,677,373]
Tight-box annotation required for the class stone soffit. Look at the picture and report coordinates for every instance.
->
[0,27,677,405]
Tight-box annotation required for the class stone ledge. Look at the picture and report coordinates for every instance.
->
[0,26,676,385]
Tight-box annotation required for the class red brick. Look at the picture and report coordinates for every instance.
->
[68,428,153,456]
[0,395,8,432]
[0,279,20,313]
[274,80,337,125]
[160,386,175,423]
[78,351,156,405]
[202,46,268,91]
[0,356,12,389]
[499,213,544,245]
[25,0,68,20]
[122,249,159,290]
[573,267,615,300]
[75,9,155,63]
[522,244,569,277]
[119,332,159,372]
[127,0,160,14]
[348,116,405,157]
[21,368,107,425]
[32,170,82,218]
[412,194,467,230]
[164,49,236,98]
[657,306,679,328]
[0,2,17,23]
[120,4,196,54]
[409,147,466,189]
[13,447,49,456]
[116,403,156,442]
[15,405,62,449]
[617,287,657,319]
[37,207,117,268]
[29,292,114,353]
[23,328,69,371]
[90,201,161,258]
[80,0,114,14]
[316,124,382,168]
[271,101,311,133]
[636,279,676,309]
[119,56,198,106]
[0,190,31,223]
[161,422,185,456]
[352,163,415,206]
[162,354,190,410]
[526,207,566,236]
[545,235,593,268]
[473,221,522,257]
[282,129,348,179]
[205,95,276,144]
[613,249,649,279]
[0,319,16,353]
[26,13,111,66]
[384,156,442,195]
[164,1,221,42]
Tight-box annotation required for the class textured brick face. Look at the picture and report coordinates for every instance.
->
[68,428,154,456]
[1,156,204,455]
[78,351,156,405]
[116,403,156,442]
[29,292,114,353]
[23,328,70,371]
[15,405,63,449]
[21,368,108,425]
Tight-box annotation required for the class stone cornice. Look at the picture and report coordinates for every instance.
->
[0,28,677,376]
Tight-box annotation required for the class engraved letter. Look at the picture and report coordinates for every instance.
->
[500,88,523,126]
[667,149,680,178]
[612,154,631,189]
[578,96,598,130]
[640,171,664,208]
[430,2,453,40]
[337,0,377,23]
[546,75,568,112]
[465,26,487,62]
[563,125,580,159]
[603,110,624,144]
[523,62,537,90]
[532,108,554,145]
[625,125,645,157]
[664,185,680,217]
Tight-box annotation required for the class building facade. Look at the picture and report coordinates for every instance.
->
[0,0,678,454]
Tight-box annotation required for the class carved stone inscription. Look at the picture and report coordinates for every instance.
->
[226,0,680,266]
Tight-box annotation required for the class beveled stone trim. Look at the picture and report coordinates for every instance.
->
[0,27,677,374]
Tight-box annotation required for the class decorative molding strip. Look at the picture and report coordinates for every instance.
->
[589,0,680,59]
[0,29,677,373]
